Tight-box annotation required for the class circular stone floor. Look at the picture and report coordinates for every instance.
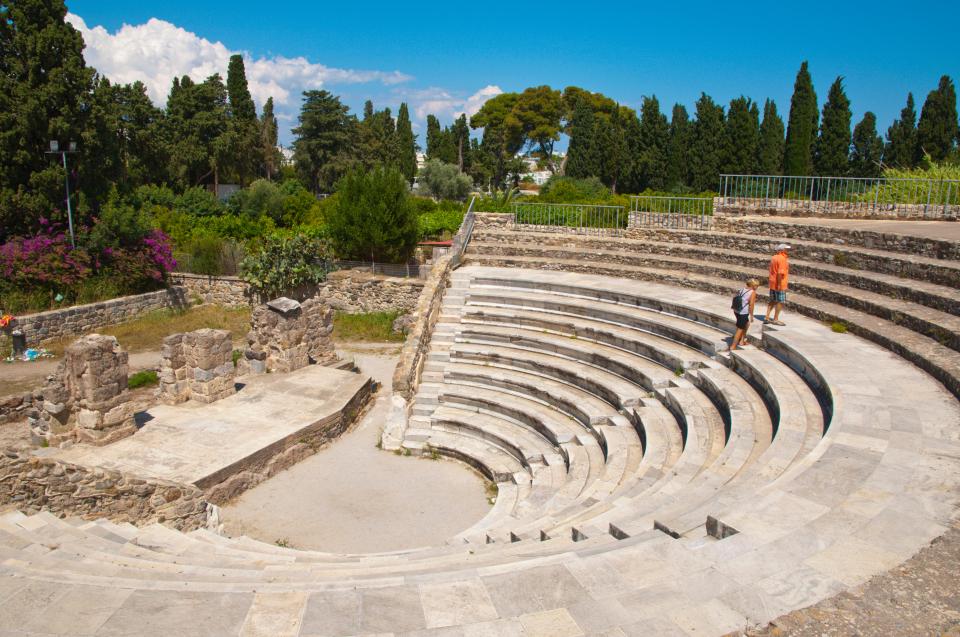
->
[220,345,491,553]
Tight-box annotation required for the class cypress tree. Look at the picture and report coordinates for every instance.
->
[599,106,628,193]
[259,97,280,180]
[452,114,471,173]
[850,112,883,177]
[396,103,417,185]
[425,115,442,159]
[666,104,691,190]
[565,98,601,179]
[885,93,919,168]
[757,99,785,174]
[917,75,959,161]
[225,54,259,185]
[636,96,670,190]
[689,93,725,192]
[226,54,256,121]
[723,96,760,175]
[814,76,852,176]
[783,61,819,175]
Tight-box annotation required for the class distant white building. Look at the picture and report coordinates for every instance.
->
[278,145,295,167]
[416,152,427,170]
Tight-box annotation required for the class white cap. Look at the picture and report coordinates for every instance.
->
[775,243,791,251]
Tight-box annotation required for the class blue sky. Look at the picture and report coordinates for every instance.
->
[66,0,959,148]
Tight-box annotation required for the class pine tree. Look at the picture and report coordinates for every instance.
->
[814,77,852,176]
[396,103,417,185]
[850,112,884,177]
[636,96,670,191]
[885,93,919,168]
[917,75,959,161]
[259,97,280,180]
[757,99,785,174]
[783,61,819,175]
[292,90,358,193]
[565,98,601,179]
[666,104,691,189]
[723,96,760,175]
[689,94,725,192]
[0,0,95,234]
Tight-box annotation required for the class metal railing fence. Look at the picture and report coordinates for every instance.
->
[333,260,425,278]
[719,174,960,218]
[513,202,626,235]
[629,196,713,230]
[451,196,476,268]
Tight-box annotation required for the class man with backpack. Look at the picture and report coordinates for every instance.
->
[730,278,759,350]
[764,243,790,326]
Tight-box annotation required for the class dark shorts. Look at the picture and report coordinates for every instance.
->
[734,313,750,329]
[770,290,787,303]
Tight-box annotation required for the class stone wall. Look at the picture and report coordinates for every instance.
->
[29,335,136,446]
[393,255,452,400]
[168,273,250,306]
[1,287,188,351]
[0,452,210,531]
[171,269,424,313]
[238,297,336,375]
[715,197,958,220]
[158,329,236,405]
[0,391,37,426]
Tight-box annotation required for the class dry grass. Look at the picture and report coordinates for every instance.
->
[46,305,251,355]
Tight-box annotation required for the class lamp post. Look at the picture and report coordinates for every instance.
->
[45,140,78,247]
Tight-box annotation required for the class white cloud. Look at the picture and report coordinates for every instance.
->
[66,13,412,108]
[408,85,503,122]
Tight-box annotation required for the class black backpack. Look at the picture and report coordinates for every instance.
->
[731,288,746,312]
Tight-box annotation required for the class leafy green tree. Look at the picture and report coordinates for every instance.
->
[260,97,281,180]
[240,233,333,298]
[471,92,523,190]
[292,90,357,193]
[917,75,958,161]
[418,159,472,201]
[724,96,760,175]
[0,0,95,235]
[508,86,563,172]
[814,77,852,176]
[228,179,284,222]
[565,98,601,179]
[784,61,819,175]
[326,166,418,262]
[689,93,725,191]
[358,101,399,169]
[850,112,884,177]
[396,103,418,184]
[666,104,691,189]
[225,54,259,185]
[635,96,670,190]
[426,115,443,159]
[757,99,785,175]
[163,74,230,189]
[885,93,919,168]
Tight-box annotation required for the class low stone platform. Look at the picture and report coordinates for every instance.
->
[51,366,371,500]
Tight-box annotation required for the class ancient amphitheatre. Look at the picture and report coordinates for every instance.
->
[1,192,960,636]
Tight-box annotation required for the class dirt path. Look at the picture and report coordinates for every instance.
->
[220,343,492,553]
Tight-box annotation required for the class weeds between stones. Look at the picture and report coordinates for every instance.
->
[831,321,849,334]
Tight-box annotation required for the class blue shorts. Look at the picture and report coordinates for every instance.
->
[770,290,787,303]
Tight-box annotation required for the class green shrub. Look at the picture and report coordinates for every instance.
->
[327,167,418,262]
[418,160,473,201]
[418,208,465,240]
[176,187,224,217]
[240,232,334,298]
[128,370,159,389]
[538,176,611,203]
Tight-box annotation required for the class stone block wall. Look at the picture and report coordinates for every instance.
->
[0,452,210,531]
[158,329,236,405]
[239,297,336,375]
[1,287,188,351]
[714,197,957,220]
[29,334,136,446]
[168,273,250,306]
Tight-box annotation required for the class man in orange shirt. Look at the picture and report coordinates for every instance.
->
[764,243,790,325]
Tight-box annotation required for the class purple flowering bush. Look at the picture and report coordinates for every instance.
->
[0,214,177,313]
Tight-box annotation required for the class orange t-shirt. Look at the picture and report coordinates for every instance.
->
[769,252,789,290]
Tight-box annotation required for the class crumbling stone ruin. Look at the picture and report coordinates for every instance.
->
[238,296,336,374]
[29,334,135,446]
[158,328,236,405]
